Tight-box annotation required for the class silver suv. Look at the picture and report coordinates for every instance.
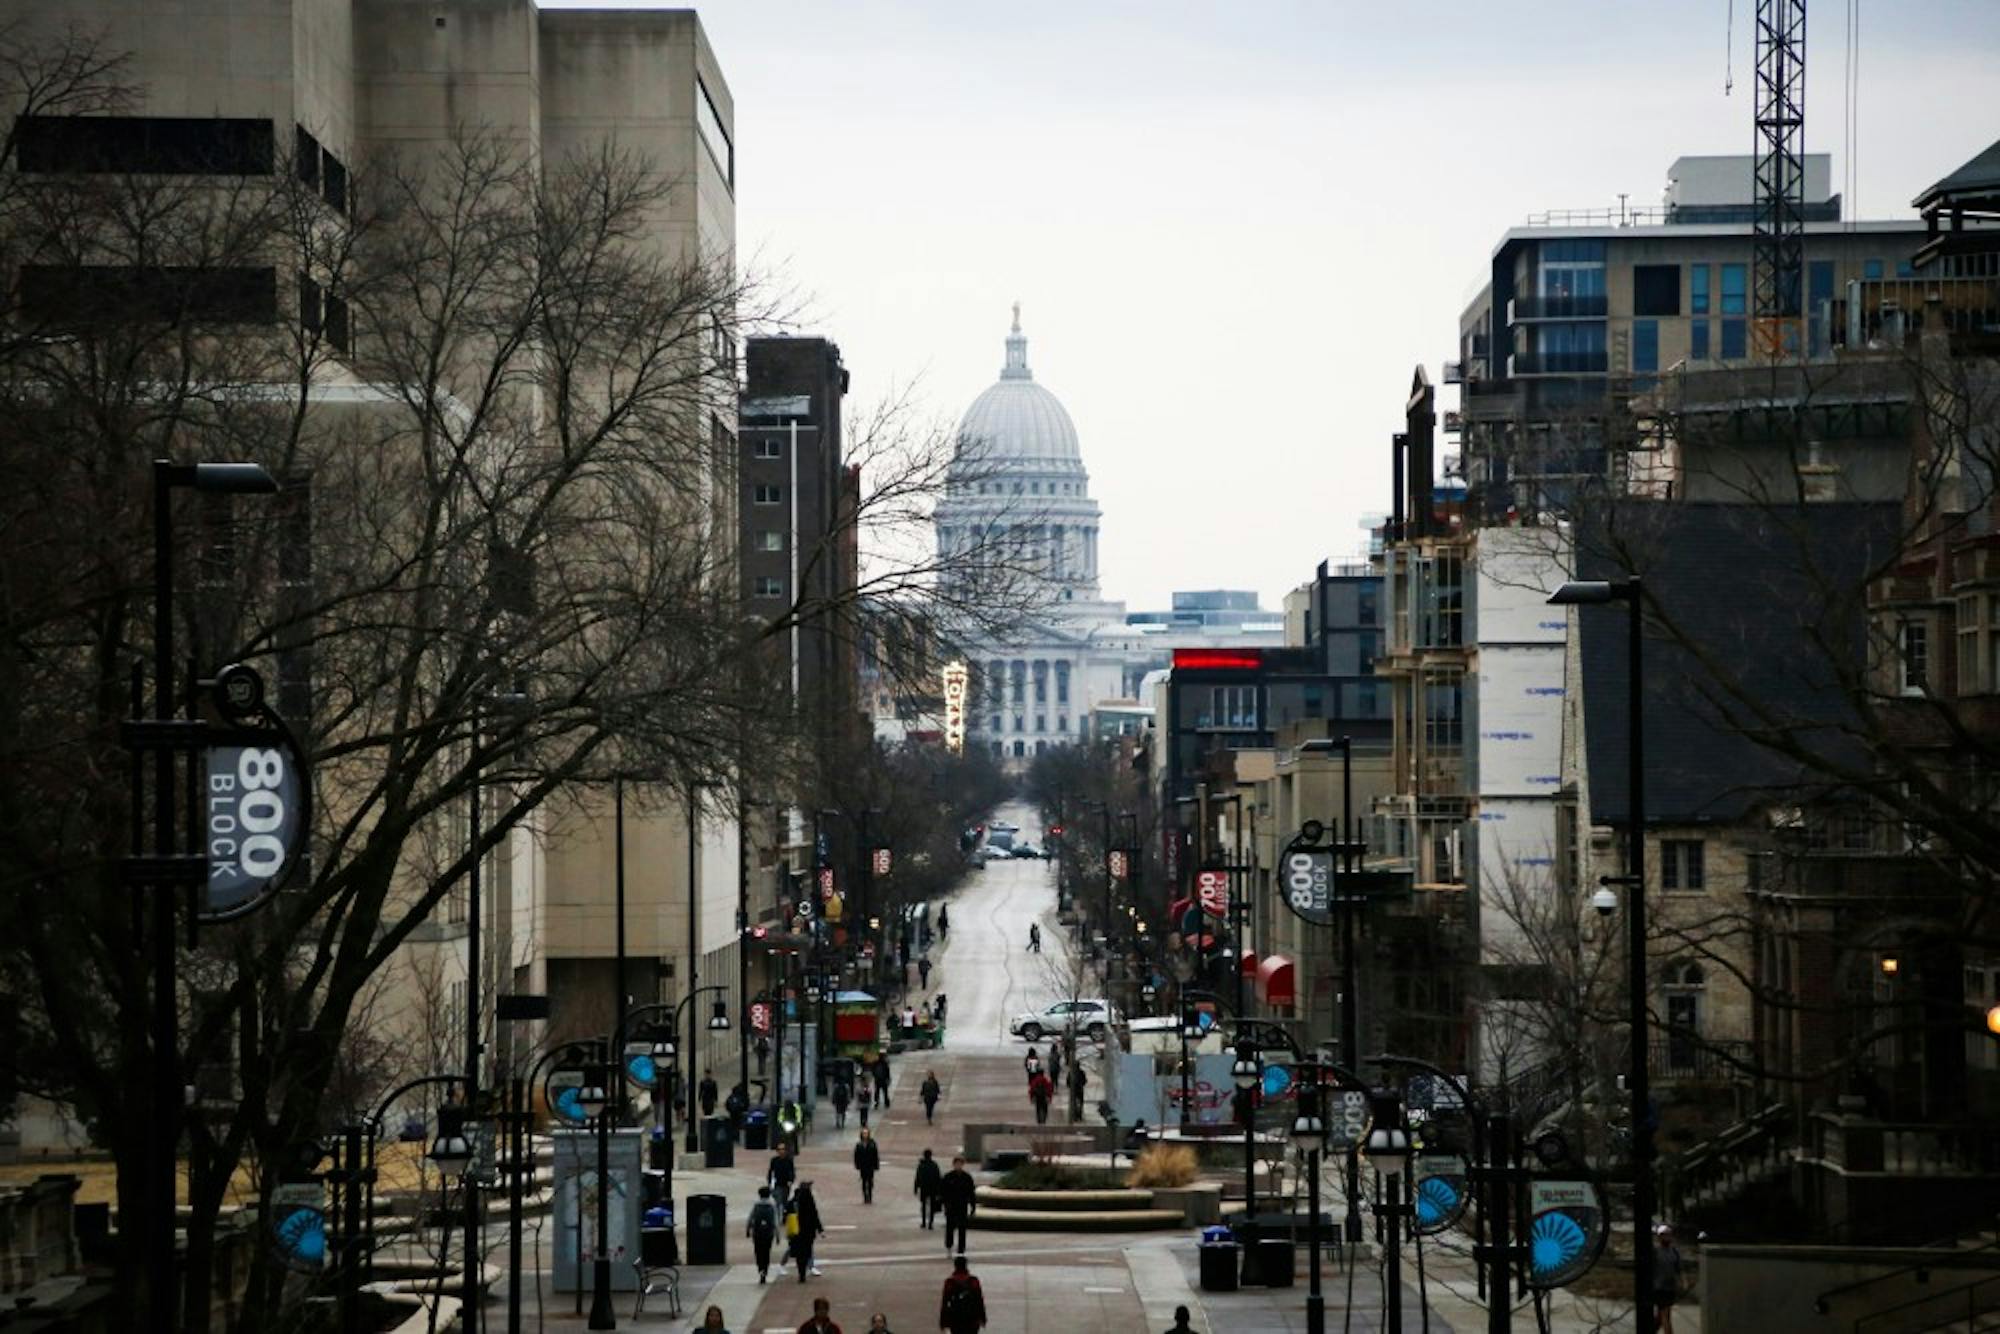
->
[1009,998,1116,1043]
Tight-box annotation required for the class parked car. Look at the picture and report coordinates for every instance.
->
[1008,998,1117,1043]
[1012,842,1044,859]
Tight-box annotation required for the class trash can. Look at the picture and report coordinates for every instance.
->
[703,1116,735,1168]
[641,1223,678,1267]
[744,1109,770,1151]
[1198,1235,1240,1293]
[1257,1237,1295,1288]
[685,1193,727,1266]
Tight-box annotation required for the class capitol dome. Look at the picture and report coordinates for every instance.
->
[955,306,1084,471]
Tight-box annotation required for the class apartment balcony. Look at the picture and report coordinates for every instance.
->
[1651,1038,1753,1084]
[1507,293,1609,322]
[1507,350,1608,376]
[1835,276,2000,354]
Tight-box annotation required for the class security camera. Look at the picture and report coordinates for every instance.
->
[1591,886,1619,917]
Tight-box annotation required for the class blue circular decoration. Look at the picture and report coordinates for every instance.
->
[1415,1175,1461,1228]
[1262,1065,1293,1098]
[553,1086,589,1124]
[273,1206,325,1269]
[1196,1010,1215,1032]
[625,1053,656,1087]
[1531,1210,1588,1282]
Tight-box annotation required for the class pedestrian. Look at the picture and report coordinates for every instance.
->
[1652,1223,1685,1332]
[831,1076,852,1129]
[726,1083,749,1131]
[1028,1069,1054,1125]
[914,1147,943,1229]
[858,1088,872,1129]
[747,1186,779,1283]
[933,993,948,1026]
[939,1154,977,1254]
[854,1127,881,1204]
[1023,1047,1041,1086]
[755,1034,771,1075]
[873,1054,893,1108]
[767,1142,796,1216]
[938,904,950,940]
[918,955,933,988]
[939,1254,987,1334]
[790,1181,826,1281]
[699,1072,719,1118]
[1161,1304,1198,1334]
[1026,923,1040,953]
[781,1095,805,1153]
[903,1004,918,1031]
[867,1313,894,1334]
[1067,1062,1087,1123]
[1047,1043,1063,1090]
[699,1305,730,1333]
[920,1070,942,1125]
[797,1295,842,1334]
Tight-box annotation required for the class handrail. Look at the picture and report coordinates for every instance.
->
[1850,1269,2000,1333]
[1813,1217,2000,1313]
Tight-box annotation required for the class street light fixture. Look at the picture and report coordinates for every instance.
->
[1547,573,1655,1331]
[708,1000,731,1033]
[1290,1075,1329,1334]
[428,1105,475,1179]
[1365,1097,1415,1334]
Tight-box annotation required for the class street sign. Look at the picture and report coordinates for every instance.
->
[749,1001,773,1034]
[1108,849,1129,880]
[1525,1179,1609,1289]
[545,1066,592,1126]
[622,1041,658,1090]
[270,1181,326,1271]
[872,847,892,877]
[1331,1089,1369,1149]
[202,728,310,920]
[942,661,968,753]
[1280,849,1335,926]
[818,866,835,901]
[1411,1153,1471,1236]
[1196,869,1228,918]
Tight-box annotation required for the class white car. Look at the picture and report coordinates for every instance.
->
[1009,998,1116,1043]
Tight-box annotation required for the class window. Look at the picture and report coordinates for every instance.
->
[1720,319,1748,360]
[753,437,782,459]
[1989,595,2000,697]
[1011,660,1026,704]
[1720,264,1747,315]
[1690,265,1711,315]
[753,484,782,505]
[755,576,784,598]
[1958,595,1983,694]
[1899,620,1929,696]
[1690,320,1711,360]
[1863,259,1883,281]
[990,715,1002,733]
[1632,319,1659,373]
[760,531,784,552]
[1633,266,1680,317]
[295,126,321,187]
[1032,660,1048,704]
[322,151,348,214]
[1055,660,1070,705]
[1035,715,1046,732]
[1660,839,1706,891]
[16,115,275,174]
[1896,258,1916,278]
[21,265,277,326]
[1013,715,1024,733]
[1057,714,1069,732]
[695,77,733,187]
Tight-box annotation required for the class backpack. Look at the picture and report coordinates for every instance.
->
[749,1200,777,1237]
[943,1278,979,1325]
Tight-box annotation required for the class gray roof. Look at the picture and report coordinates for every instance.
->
[1579,501,1901,826]
[1914,137,2000,211]
[954,307,1084,469]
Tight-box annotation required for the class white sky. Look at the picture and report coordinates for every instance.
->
[551,0,2000,613]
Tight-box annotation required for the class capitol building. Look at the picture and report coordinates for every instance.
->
[931,309,1280,759]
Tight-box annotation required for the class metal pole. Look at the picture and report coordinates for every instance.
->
[508,1077,525,1334]
[588,1038,614,1328]
[615,780,627,1088]
[1306,1140,1325,1334]
[1627,582,1655,1333]
[342,1125,362,1334]
[149,461,179,1334]
[466,727,484,1334]
[738,795,751,1113]
[1486,1111,1510,1334]
[687,787,702,1152]
[1101,805,1113,941]
[1338,738,1363,1246]
[1179,1007,1192,1129]
[1385,1168,1404,1334]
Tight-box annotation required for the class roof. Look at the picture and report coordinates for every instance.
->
[1913,137,2000,212]
[954,307,1084,470]
[1578,502,1901,825]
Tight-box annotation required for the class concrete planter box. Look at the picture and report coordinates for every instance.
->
[1151,1183,1225,1226]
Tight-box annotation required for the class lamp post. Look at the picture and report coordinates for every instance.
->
[1178,1003,1203,1129]
[429,1101,475,1316]
[1365,1093,1415,1334]
[140,458,277,1332]
[1290,1068,1330,1334]
[1549,576,1652,1330]
[684,783,724,1151]
[1230,1039,1262,1282]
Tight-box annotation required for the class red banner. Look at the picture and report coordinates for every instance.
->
[1108,849,1128,880]
[818,866,835,901]
[1197,868,1229,918]
[872,847,892,877]
[749,1001,773,1034]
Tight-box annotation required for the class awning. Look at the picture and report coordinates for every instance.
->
[1239,950,1260,978]
[1256,954,1297,1008]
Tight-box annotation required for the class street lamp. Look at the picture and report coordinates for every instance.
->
[581,1055,617,1329]
[1290,1074,1329,1334]
[429,1104,476,1179]
[1547,574,1653,1330]
[1140,981,1158,1014]
[1365,1095,1414,1334]
[1178,1005,1203,1129]
[1231,1040,1263,1279]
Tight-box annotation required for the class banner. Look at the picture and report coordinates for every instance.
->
[1526,1179,1607,1289]
[1196,868,1228,918]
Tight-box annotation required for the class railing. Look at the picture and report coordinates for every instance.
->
[1852,1271,2000,1334]
[1462,377,1520,398]
[1508,293,1609,321]
[1649,1038,1753,1082]
[1508,350,1608,375]
[1814,1221,2000,1315]
[1658,1103,1797,1224]
[1524,205,1672,227]
[1808,1116,2000,1177]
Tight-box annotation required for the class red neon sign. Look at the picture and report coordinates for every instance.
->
[1172,649,1264,671]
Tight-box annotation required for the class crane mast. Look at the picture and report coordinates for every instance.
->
[1752,0,1808,360]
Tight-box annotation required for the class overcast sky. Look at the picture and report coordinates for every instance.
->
[556,0,2000,613]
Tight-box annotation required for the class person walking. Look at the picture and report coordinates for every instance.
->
[1028,1069,1054,1125]
[1026,923,1041,953]
[699,1305,730,1333]
[831,1076,852,1129]
[914,1147,943,1229]
[790,1181,826,1281]
[920,1071,942,1125]
[767,1142,796,1216]
[933,993,948,1026]
[939,1254,987,1334]
[699,1072,719,1119]
[1652,1223,1685,1332]
[939,1155,977,1254]
[854,1127,881,1204]
[1067,1062,1088,1124]
[1161,1304,1199,1334]
[725,1083,749,1132]
[937,903,950,939]
[867,1314,894,1334]
[858,1086,872,1129]
[1047,1043,1063,1091]
[873,1054,893,1109]
[755,1034,771,1076]
[1022,1047,1041,1085]
[917,955,933,989]
[797,1296,842,1334]
[747,1187,779,1283]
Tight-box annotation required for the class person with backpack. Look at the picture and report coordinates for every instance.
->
[872,1054,893,1109]
[1022,1047,1041,1086]
[767,1142,796,1216]
[831,1076,852,1129]
[920,1071,942,1125]
[1028,1069,1054,1125]
[854,1127,881,1204]
[1047,1043,1063,1091]
[789,1181,826,1281]
[939,1254,987,1334]
[746,1186,779,1283]
[939,1155,977,1254]
[913,1148,943,1230]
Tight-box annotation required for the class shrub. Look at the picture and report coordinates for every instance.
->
[995,1161,1123,1191]
[1125,1142,1199,1188]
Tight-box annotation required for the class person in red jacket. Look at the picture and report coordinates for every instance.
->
[797,1296,842,1334]
[1028,1069,1054,1125]
[939,1254,987,1334]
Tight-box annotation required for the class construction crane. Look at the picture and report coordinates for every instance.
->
[1752,0,1808,360]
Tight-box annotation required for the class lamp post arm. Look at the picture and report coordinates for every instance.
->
[1368,1052,1479,1118]
[367,1074,464,1135]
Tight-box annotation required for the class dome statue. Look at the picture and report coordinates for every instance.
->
[954,303,1084,470]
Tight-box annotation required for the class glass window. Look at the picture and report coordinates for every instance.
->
[1690,320,1711,360]
[755,576,783,598]
[1633,266,1680,317]
[1720,319,1748,360]
[1896,258,1916,278]
[1864,259,1884,281]
[695,77,733,186]
[1055,660,1070,704]
[1661,839,1706,891]
[754,437,781,459]
[1690,265,1711,315]
[1633,319,1659,373]
[1035,715,1046,732]
[753,484,782,504]
[760,531,783,552]
[1720,264,1747,315]
[1900,621,1928,695]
